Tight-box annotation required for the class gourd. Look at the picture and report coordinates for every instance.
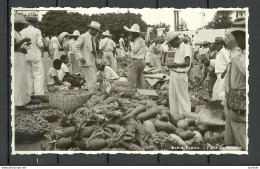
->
[154,120,176,133]
[178,131,196,140]
[143,120,156,133]
[169,134,186,147]
[177,119,189,129]
[136,107,161,121]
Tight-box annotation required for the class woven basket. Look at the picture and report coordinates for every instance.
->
[197,106,226,126]
[49,90,92,113]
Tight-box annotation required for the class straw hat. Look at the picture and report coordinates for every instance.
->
[70,30,80,37]
[88,21,101,32]
[213,37,225,44]
[14,15,28,24]
[202,41,208,45]
[102,30,111,36]
[58,32,69,43]
[198,101,226,126]
[124,24,141,33]
[166,31,182,43]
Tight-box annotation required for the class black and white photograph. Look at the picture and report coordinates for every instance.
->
[11,7,248,154]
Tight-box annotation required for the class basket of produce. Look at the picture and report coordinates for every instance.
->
[31,106,64,122]
[49,90,92,113]
[15,113,50,143]
[197,101,226,126]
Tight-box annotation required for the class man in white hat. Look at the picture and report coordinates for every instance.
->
[20,15,47,103]
[99,30,117,72]
[124,24,146,89]
[223,18,247,151]
[68,30,81,73]
[73,21,101,93]
[166,31,192,115]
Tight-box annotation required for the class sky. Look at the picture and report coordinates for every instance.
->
[17,8,219,31]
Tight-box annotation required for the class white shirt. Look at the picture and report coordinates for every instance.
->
[98,66,119,80]
[47,67,58,85]
[99,37,116,52]
[130,37,146,59]
[57,63,69,80]
[215,47,230,74]
[162,43,169,52]
[20,25,44,61]
[119,38,125,48]
[173,42,192,73]
[51,36,61,49]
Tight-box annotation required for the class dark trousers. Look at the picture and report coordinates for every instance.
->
[63,76,81,88]
[128,59,145,89]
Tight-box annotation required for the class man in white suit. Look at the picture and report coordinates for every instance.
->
[73,21,101,93]
[21,15,47,102]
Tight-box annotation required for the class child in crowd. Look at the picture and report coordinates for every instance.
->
[97,59,119,81]
[59,55,84,88]
[96,59,119,94]
[47,59,71,92]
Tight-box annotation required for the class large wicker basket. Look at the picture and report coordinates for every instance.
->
[49,90,92,113]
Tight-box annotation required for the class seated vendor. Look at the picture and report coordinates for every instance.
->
[97,59,119,82]
[47,59,71,93]
[59,55,84,88]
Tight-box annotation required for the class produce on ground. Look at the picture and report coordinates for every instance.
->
[15,113,50,142]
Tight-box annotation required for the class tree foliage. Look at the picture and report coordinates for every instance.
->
[178,18,188,31]
[38,11,147,42]
[205,11,233,29]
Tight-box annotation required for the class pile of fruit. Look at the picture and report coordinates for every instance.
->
[156,83,169,107]
[40,89,225,151]
[117,57,132,78]
[15,113,50,142]
[33,108,64,122]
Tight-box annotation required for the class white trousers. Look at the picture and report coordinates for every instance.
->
[103,52,117,72]
[169,71,191,115]
[82,65,97,94]
[26,60,45,96]
[53,48,60,60]
[212,73,225,101]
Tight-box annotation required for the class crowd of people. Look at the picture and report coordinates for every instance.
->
[13,14,246,150]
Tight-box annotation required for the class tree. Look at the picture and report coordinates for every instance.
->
[38,11,147,42]
[178,18,188,31]
[205,11,233,29]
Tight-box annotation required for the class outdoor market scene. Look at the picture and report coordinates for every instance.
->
[13,8,247,152]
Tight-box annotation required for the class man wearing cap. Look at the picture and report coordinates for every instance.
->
[100,30,117,72]
[124,24,146,89]
[212,37,231,101]
[20,15,47,103]
[223,18,247,151]
[73,21,101,93]
[166,32,192,115]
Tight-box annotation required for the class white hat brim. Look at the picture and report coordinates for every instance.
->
[166,32,182,43]
[124,26,141,33]
[89,26,101,32]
